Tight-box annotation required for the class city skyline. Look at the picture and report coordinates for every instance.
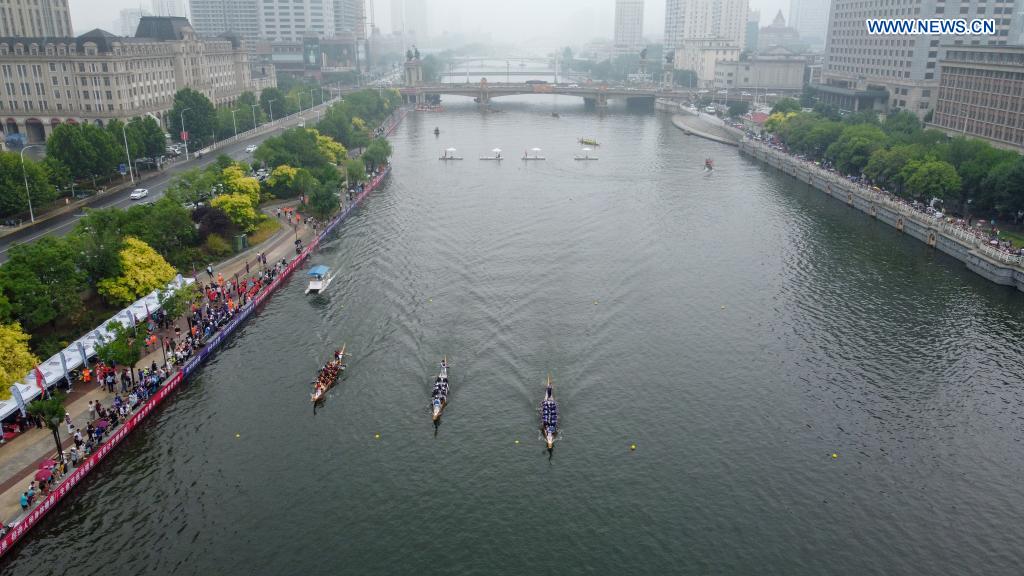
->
[67,0,791,43]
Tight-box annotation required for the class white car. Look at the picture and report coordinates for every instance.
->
[245,145,258,153]
[129,188,149,200]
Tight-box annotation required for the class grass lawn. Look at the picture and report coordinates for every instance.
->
[248,217,281,246]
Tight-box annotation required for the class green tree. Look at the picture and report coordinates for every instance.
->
[825,123,886,175]
[306,180,339,218]
[0,322,39,401]
[345,158,366,186]
[0,237,86,332]
[362,138,392,172]
[47,123,119,181]
[158,284,199,331]
[260,87,294,119]
[120,198,198,266]
[165,167,221,205]
[27,392,67,461]
[727,101,750,118]
[94,321,144,368]
[901,159,962,202]
[980,158,1024,214]
[97,237,177,306]
[0,151,52,218]
[169,88,217,149]
[771,98,801,114]
[864,145,920,194]
[72,208,125,282]
[130,116,167,158]
[210,194,259,233]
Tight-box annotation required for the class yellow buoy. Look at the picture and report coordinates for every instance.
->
[831,453,838,459]
[721,305,726,309]
[375,433,381,439]
[235,433,240,438]
[630,444,637,451]
[514,440,520,444]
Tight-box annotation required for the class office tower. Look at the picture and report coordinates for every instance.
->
[932,46,1024,152]
[614,0,644,54]
[745,9,759,53]
[118,9,150,37]
[664,0,748,53]
[334,0,366,39]
[788,0,829,49]
[0,0,73,37]
[188,0,260,43]
[390,0,428,40]
[259,0,336,42]
[820,0,1023,118]
[151,0,187,18]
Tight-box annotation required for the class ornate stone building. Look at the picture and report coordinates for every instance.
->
[0,17,274,144]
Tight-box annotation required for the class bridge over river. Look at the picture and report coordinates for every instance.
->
[399,82,696,108]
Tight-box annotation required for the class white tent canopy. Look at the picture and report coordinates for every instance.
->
[0,275,194,421]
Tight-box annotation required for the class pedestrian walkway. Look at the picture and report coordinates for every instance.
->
[0,199,320,527]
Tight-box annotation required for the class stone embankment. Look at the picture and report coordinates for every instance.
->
[669,112,741,147]
[740,140,1024,292]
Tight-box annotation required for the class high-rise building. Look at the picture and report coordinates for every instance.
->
[188,0,260,43]
[334,0,366,40]
[614,0,644,54]
[664,0,748,53]
[819,0,1024,118]
[391,0,428,40]
[0,17,273,145]
[788,0,829,50]
[259,0,336,42]
[745,10,759,53]
[931,45,1024,152]
[118,9,151,37]
[151,0,187,18]
[0,0,73,38]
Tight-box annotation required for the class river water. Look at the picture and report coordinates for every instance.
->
[5,96,1024,575]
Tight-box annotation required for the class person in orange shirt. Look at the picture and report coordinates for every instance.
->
[82,367,91,384]
[217,272,224,287]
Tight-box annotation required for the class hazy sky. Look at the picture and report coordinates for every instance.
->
[72,0,791,43]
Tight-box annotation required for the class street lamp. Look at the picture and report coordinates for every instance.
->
[310,88,316,110]
[120,123,135,184]
[229,109,239,140]
[267,99,276,123]
[180,107,192,161]
[251,103,259,129]
[19,144,44,222]
[50,416,65,464]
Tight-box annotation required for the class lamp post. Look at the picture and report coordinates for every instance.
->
[19,144,44,222]
[251,103,259,129]
[50,416,65,464]
[120,123,135,184]
[267,99,276,123]
[310,88,316,109]
[230,109,239,140]
[180,107,192,161]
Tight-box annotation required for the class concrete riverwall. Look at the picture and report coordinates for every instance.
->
[740,140,1024,293]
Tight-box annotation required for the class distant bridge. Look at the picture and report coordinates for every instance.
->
[399,82,694,108]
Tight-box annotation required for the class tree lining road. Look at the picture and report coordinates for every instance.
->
[0,101,332,264]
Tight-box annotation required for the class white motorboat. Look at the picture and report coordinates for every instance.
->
[305,265,333,295]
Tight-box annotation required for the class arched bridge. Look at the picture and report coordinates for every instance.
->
[399,82,694,108]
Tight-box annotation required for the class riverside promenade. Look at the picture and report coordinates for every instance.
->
[0,108,407,557]
[740,139,1024,292]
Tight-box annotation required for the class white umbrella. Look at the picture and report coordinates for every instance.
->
[531,147,542,151]
[446,147,457,151]
[581,147,592,152]
[492,148,502,153]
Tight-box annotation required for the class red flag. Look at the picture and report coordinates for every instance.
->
[34,366,46,395]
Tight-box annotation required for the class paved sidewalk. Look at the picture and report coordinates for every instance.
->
[0,199,321,526]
